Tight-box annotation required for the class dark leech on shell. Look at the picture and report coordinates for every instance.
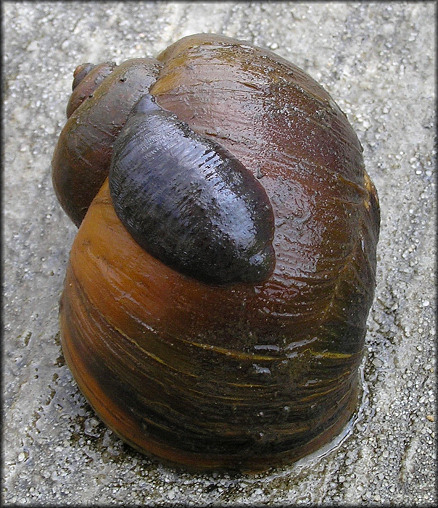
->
[109,94,276,284]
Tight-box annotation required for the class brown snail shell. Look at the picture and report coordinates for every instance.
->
[53,33,380,471]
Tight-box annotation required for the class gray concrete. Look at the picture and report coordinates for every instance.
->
[3,2,436,505]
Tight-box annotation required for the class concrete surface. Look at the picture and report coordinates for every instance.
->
[3,1,436,505]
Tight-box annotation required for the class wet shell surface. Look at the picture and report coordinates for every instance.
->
[53,33,380,470]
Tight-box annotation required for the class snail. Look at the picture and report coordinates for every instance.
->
[52,33,380,471]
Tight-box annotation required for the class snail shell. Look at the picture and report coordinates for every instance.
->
[53,33,380,470]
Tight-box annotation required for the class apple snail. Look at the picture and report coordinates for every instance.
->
[52,33,380,470]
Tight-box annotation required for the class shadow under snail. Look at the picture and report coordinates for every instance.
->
[52,33,380,471]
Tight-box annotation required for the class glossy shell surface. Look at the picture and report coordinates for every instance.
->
[56,34,380,470]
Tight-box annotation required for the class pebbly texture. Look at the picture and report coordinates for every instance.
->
[3,1,436,506]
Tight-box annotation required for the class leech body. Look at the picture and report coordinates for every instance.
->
[109,95,275,284]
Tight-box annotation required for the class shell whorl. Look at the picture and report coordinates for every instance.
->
[109,95,276,284]
[67,61,117,118]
